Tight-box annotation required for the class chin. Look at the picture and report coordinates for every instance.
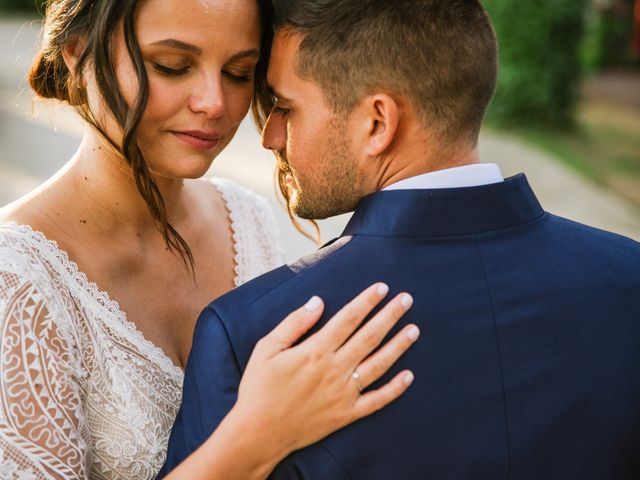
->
[144,138,223,178]
[177,163,214,179]
[153,157,215,180]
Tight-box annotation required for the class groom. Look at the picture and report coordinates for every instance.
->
[163,0,640,478]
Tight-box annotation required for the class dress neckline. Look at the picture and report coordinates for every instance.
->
[0,177,243,381]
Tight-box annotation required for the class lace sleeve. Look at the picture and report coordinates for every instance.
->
[251,193,286,269]
[212,178,286,284]
[0,259,89,479]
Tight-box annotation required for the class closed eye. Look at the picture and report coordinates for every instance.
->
[223,71,252,84]
[274,106,290,117]
[153,63,190,76]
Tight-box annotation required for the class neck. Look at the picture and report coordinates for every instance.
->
[364,114,481,191]
[373,145,481,192]
[59,129,189,236]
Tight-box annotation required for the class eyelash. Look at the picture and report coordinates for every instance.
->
[274,107,290,117]
[153,63,190,76]
[223,71,252,84]
[152,63,251,85]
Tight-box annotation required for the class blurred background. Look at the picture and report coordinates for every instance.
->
[0,0,639,262]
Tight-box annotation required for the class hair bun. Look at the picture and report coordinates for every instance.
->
[28,49,71,102]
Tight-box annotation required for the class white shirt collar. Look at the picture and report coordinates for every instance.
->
[382,163,504,191]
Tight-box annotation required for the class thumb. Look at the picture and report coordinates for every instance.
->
[263,296,325,355]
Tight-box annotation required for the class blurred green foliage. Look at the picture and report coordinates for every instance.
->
[483,0,590,129]
[0,0,45,12]
[588,0,638,69]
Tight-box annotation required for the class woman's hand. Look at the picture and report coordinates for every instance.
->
[230,282,419,465]
[168,283,419,480]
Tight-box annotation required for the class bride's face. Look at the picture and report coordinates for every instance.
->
[86,0,261,179]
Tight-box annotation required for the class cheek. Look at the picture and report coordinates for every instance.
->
[290,116,323,159]
[142,77,186,124]
[132,80,185,160]
[217,124,241,152]
[225,84,254,125]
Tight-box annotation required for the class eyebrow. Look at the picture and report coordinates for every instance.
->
[149,39,202,55]
[267,84,290,102]
[147,39,260,63]
[229,49,260,62]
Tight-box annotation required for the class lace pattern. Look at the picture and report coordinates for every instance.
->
[0,178,284,479]
[210,178,285,284]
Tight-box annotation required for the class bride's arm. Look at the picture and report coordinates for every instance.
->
[0,270,90,480]
[164,284,418,480]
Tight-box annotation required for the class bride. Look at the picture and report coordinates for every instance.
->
[0,0,419,478]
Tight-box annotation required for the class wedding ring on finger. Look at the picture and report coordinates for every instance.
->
[351,370,364,393]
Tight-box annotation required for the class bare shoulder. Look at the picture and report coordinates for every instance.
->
[0,182,78,255]
[0,189,49,227]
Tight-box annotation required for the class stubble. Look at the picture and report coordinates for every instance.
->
[291,116,363,220]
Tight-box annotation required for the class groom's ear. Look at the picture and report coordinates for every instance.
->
[359,93,399,158]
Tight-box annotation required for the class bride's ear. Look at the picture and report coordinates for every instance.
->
[60,35,88,77]
[361,94,399,158]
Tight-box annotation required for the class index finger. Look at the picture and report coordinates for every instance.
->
[302,283,390,351]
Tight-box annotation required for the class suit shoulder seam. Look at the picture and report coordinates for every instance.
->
[212,268,296,324]
[203,305,243,375]
[218,237,361,326]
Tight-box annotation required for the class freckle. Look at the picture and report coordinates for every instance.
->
[136,233,140,237]
[80,220,87,224]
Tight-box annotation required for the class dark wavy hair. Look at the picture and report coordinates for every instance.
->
[30,0,273,270]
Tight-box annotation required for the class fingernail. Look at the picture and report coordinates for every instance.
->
[401,293,413,309]
[377,283,389,296]
[305,296,322,312]
[407,325,420,342]
[404,372,415,386]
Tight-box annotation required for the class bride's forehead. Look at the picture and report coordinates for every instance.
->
[136,0,259,29]
[132,0,261,48]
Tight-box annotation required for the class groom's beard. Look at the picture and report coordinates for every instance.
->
[282,121,363,220]
[275,152,296,202]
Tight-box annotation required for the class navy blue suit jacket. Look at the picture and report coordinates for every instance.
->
[160,174,640,479]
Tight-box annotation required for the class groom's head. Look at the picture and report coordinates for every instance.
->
[261,0,498,219]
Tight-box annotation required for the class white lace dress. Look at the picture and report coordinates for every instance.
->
[0,178,284,480]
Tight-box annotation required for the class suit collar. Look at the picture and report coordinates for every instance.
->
[342,173,544,238]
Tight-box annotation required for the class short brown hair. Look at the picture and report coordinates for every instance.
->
[267,0,498,148]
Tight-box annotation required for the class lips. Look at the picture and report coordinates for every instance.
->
[171,130,221,150]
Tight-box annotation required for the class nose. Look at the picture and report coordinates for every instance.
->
[261,110,286,153]
[189,73,225,119]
